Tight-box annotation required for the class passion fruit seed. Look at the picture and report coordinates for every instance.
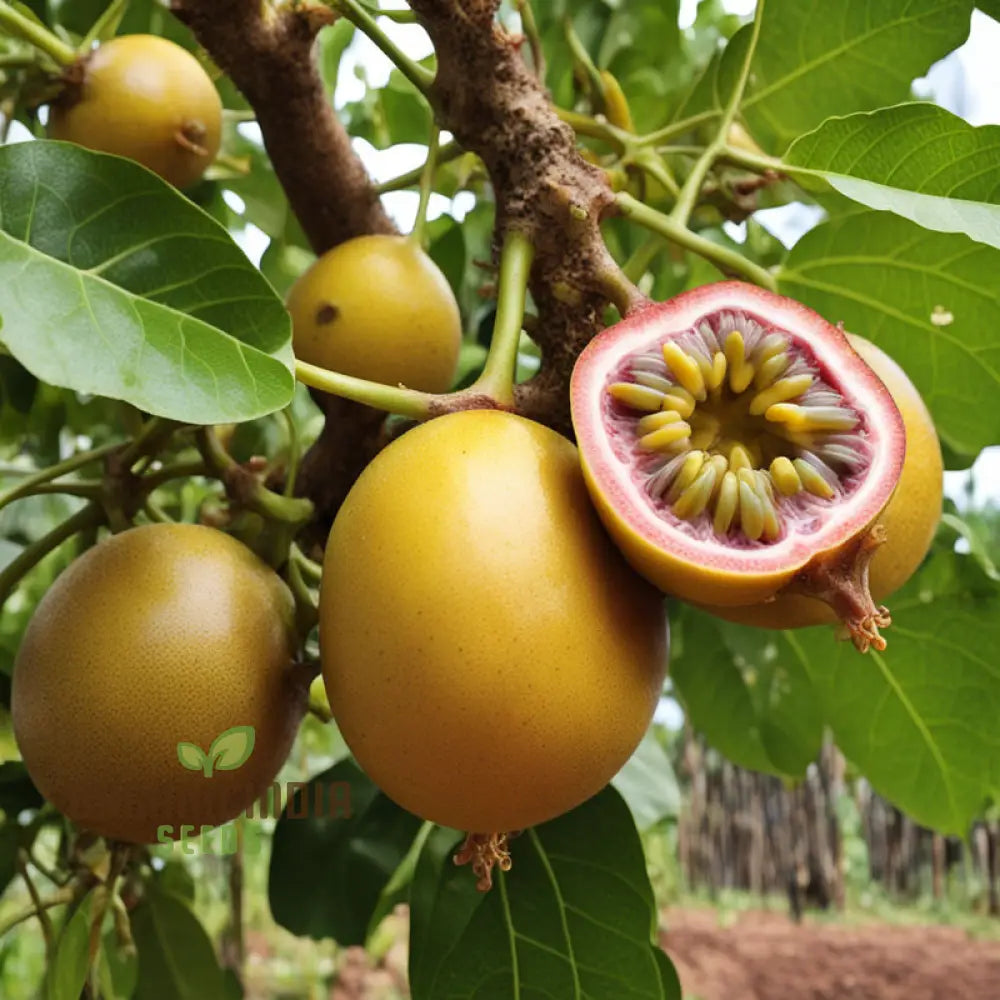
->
[606,310,870,546]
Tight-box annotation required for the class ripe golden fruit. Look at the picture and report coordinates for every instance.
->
[286,235,462,393]
[320,410,668,832]
[12,524,306,844]
[703,334,943,630]
[48,35,222,189]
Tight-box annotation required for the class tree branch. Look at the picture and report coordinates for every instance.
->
[409,0,640,430]
[172,0,395,253]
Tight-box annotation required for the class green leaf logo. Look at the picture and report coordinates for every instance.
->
[176,726,256,778]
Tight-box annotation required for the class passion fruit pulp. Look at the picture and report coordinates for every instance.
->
[704,333,943,631]
[570,282,906,652]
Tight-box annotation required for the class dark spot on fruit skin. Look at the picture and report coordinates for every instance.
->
[316,303,339,325]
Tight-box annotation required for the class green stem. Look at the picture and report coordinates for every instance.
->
[307,681,333,723]
[470,230,534,407]
[357,2,418,22]
[0,441,122,513]
[117,417,181,468]
[621,234,666,285]
[80,0,131,51]
[0,504,104,608]
[515,0,545,82]
[669,0,765,226]
[410,125,440,249]
[0,0,77,66]
[374,139,462,193]
[637,108,720,149]
[616,192,776,291]
[281,408,301,499]
[0,882,79,941]
[555,107,629,153]
[290,543,324,586]
[719,142,785,175]
[140,459,207,491]
[142,497,174,523]
[633,151,679,198]
[285,551,318,637]
[328,0,434,95]
[563,16,605,110]
[9,481,103,500]
[295,360,436,420]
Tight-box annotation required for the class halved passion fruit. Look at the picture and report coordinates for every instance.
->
[570,282,906,652]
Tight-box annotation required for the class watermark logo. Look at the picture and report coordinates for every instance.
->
[176,725,256,778]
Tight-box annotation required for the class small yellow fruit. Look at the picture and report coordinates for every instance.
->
[12,523,306,844]
[286,235,462,393]
[48,34,222,189]
[320,410,668,832]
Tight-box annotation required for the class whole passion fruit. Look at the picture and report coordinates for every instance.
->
[704,333,943,630]
[12,523,307,844]
[287,234,462,393]
[570,282,906,652]
[48,34,222,189]
[320,410,668,853]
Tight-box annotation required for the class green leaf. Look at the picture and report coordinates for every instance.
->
[344,67,432,148]
[977,0,1000,18]
[207,724,256,773]
[784,104,1000,251]
[97,928,139,1000]
[175,742,207,773]
[712,0,974,151]
[671,608,823,778]
[267,758,423,944]
[46,890,96,1000]
[409,787,680,1000]
[132,886,227,1000]
[778,209,1000,457]
[0,141,294,424]
[792,551,1000,834]
[611,727,682,831]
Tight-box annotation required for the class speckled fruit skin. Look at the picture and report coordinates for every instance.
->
[48,35,222,189]
[704,335,943,629]
[287,235,462,393]
[320,410,668,832]
[12,524,306,844]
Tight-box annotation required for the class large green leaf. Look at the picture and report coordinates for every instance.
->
[670,608,822,778]
[612,727,682,831]
[695,0,974,151]
[778,209,1000,457]
[789,551,1000,834]
[46,890,97,1000]
[267,758,423,944]
[0,141,294,424]
[784,104,1000,250]
[408,787,680,1000]
[131,886,227,1000]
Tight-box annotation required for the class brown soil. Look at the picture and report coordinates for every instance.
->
[662,907,1000,1000]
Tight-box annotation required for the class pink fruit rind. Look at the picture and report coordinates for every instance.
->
[570,281,906,584]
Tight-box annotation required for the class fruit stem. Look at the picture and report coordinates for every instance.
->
[328,0,435,96]
[554,108,629,155]
[409,123,440,250]
[280,407,302,499]
[79,0,131,51]
[515,0,545,82]
[374,139,462,194]
[0,1,78,67]
[471,229,534,408]
[635,108,721,150]
[615,192,776,291]
[632,149,679,198]
[668,0,766,227]
[0,503,104,609]
[0,441,123,513]
[621,233,666,284]
[285,548,319,636]
[294,359,437,420]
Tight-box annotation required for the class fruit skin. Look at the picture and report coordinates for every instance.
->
[320,410,668,832]
[704,334,943,629]
[570,282,905,608]
[287,235,462,393]
[12,523,306,844]
[48,35,222,189]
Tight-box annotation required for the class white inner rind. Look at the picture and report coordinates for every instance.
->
[570,287,905,574]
